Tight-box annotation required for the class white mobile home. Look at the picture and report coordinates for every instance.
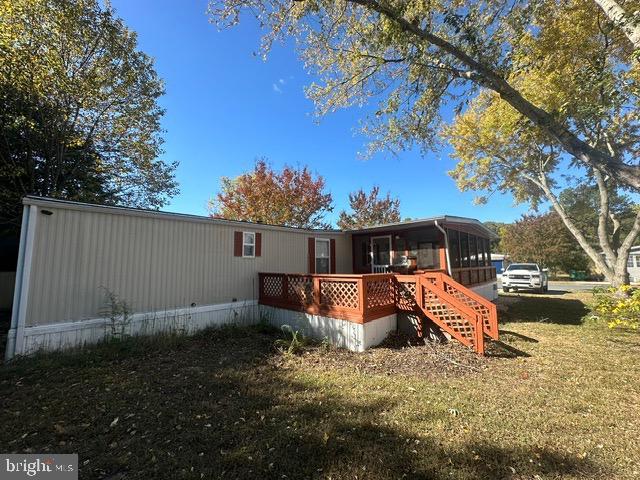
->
[5,196,499,359]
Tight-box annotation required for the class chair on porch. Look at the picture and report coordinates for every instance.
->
[372,265,390,273]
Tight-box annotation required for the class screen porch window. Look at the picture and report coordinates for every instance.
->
[315,238,330,274]
[243,232,255,257]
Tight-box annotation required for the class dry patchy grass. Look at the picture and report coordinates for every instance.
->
[1,292,639,479]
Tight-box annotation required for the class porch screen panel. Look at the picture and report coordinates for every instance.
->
[417,242,436,269]
[447,229,461,268]
[479,237,487,266]
[469,235,478,267]
[460,233,470,267]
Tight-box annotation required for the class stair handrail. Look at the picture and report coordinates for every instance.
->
[417,277,485,354]
[420,271,498,340]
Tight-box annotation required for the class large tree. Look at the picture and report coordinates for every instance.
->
[210,160,334,228]
[501,213,590,273]
[483,221,508,251]
[593,0,640,51]
[209,0,640,192]
[337,186,400,229]
[0,0,178,233]
[444,0,640,286]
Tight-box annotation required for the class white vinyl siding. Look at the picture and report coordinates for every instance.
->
[21,198,352,327]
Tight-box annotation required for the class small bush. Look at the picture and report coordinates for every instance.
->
[274,325,309,356]
[590,286,640,330]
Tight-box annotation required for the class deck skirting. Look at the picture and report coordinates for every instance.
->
[5,300,259,359]
[470,281,498,301]
[261,305,396,352]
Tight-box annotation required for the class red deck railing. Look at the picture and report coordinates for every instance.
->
[258,273,396,323]
[259,272,499,353]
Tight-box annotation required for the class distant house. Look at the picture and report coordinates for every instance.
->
[5,196,499,359]
[627,246,640,282]
[491,253,508,275]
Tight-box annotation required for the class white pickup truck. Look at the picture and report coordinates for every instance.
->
[502,263,549,293]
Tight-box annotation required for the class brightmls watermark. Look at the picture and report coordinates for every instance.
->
[1,454,77,479]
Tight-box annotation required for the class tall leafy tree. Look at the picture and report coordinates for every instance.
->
[501,213,590,273]
[209,0,640,191]
[337,186,400,229]
[210,160,334,228]
[0,0,178,233]
[558,184,636,250]
[444,0,640,286]
[483,221,508,251]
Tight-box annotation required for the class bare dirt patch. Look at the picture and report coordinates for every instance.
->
[274,332,490,379]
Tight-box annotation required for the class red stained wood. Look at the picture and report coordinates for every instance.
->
[233,231,243,257]
[255,232,262,257]
[308,237,315,274]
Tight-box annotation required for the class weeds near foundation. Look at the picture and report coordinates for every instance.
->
[274,325,309,356]
[254,310,277,334]
[101,288,132,340]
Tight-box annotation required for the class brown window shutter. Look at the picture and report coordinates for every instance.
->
[255,232,262,257]
[308,237,315,274]
[330,239,336,273]
[234,231,243,257]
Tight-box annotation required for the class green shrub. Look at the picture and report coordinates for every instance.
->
[274,325,309,355]
[590,286,640,330]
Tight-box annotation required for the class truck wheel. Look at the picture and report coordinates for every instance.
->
[503,287,510,293]
[543,283,549,292]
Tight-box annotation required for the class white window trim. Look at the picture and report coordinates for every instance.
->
[315,238,331,274]
[242,231,256,258]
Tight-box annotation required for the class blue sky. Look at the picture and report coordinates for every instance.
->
[111,0,531,225]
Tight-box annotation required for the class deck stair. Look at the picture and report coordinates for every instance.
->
[413,272,499,354]
[419,272,499,340]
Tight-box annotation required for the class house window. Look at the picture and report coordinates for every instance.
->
[243,232,255,257]
[628,255,637,268]
[315,238,330,274]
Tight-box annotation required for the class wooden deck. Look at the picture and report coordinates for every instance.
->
[259,271,498,354]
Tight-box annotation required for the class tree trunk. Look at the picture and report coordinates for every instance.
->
[611,267,629,288]
[593,0,640,51]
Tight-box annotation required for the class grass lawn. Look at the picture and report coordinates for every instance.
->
[1,292,639,479]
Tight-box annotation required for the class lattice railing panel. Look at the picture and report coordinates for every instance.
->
[287,276,313,305]
[366,277,395,308]
[396,280,417,311]
[320,280,359,309]
[262,275,283,298]
[421,288,476,345]
[443,283,492,332]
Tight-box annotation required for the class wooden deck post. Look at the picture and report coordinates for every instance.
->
[282,274,289,303]
[474,314,485,355]
[313,276,321,313]
[358,277,367,318]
